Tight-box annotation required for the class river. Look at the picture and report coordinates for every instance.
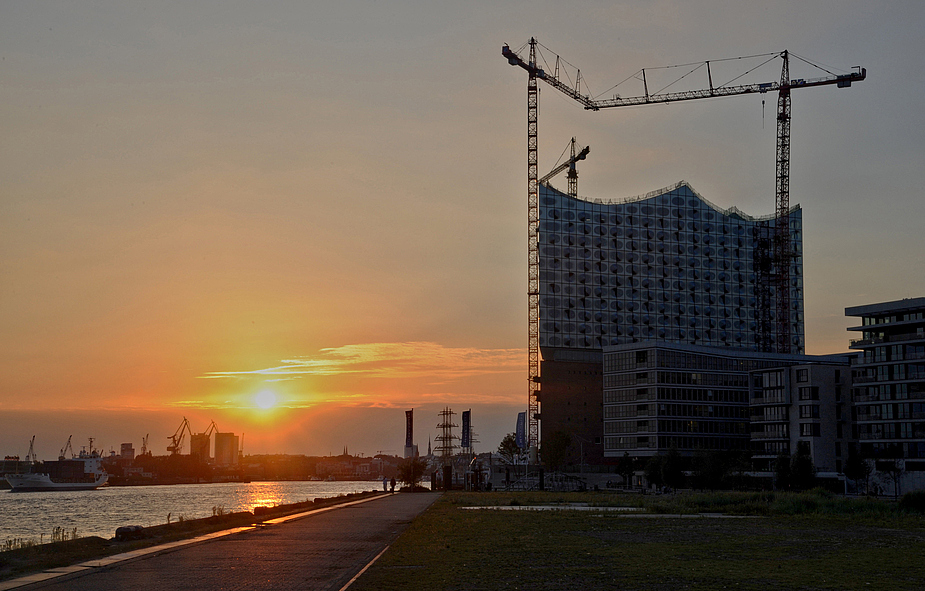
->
[0,480,388,544]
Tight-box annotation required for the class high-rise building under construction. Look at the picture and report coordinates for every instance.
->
[538,180,805,464]
[539,181,804,354]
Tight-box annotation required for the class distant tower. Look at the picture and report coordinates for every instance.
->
[435,408,458,464]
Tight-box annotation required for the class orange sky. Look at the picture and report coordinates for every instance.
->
[2,2,924,458]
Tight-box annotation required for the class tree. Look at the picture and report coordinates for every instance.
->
[774,452,792,491]
[691,450,727,491]
[844,447,872,494]
[540,430,571,472]
[878,458,904,500]
[644,455,665,488]
[661,446,686,489]
[617,452,635,488]
[790,441,816,491]
[497,433,525,465]
[397,457,427,489]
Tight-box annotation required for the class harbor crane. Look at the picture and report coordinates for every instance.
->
[140,433,149,457]
[167,417,193,455]
[503,38,866,448]
[59,435,74,460]
[25,436,37,464]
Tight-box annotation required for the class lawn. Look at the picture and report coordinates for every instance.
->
[351,490,925,591]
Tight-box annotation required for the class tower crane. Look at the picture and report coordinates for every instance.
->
[503,38,866,448]
[539,138,589,199]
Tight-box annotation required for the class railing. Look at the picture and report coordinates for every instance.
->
[751,433,788,441]
[854,391,925,403]
[851,332,925,348]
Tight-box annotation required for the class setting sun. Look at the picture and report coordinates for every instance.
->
[254,390,278,409]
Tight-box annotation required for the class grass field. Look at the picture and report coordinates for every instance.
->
[351,490,925,591]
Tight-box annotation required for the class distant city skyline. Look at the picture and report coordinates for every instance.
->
[2,2,923,457]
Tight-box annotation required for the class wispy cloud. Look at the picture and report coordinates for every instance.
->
[200,342,524,381]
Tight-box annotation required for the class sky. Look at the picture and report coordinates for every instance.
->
[2,1,923,460]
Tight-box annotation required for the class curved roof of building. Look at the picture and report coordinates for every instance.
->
[543,179,799,222]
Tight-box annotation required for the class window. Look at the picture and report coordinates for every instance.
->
[799,387,819,401]
[796,369,808,383]
[799,405,820,419]
[763,371,783,388]
[800,423,820,437]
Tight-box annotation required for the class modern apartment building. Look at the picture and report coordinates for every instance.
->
[749,361,852,476]
[600,341,844,461]
[847,298,925,491]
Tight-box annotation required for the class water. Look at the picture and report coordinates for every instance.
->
[0,481,386,544]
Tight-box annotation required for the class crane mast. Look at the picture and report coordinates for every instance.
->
[775,51,793,352]
[504,40,866,446]
[525,38,540,452]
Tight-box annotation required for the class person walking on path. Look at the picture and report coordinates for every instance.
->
[390,477,396,492]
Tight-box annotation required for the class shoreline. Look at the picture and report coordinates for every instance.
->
[0,489,388,583]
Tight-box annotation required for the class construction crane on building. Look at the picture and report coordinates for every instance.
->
[167,417,193,455]
[503,38,866,448]
[539,138,589,199]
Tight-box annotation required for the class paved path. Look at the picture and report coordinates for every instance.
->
[13,492,440,591]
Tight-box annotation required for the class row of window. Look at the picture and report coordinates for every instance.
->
[859,442,925,459]
[861,312,925,326]
[854,382,925,402]
[856,423,925,440]
[541,217,798,236]
[862,345,925,363]
[603,387,653,404]
[655,419,748,435]
[855,402,925,420]
[603,404,655,419]
[654,403,748,419]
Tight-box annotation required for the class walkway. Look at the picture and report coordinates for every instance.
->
[8,492,440,591]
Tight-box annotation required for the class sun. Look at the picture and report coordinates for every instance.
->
[254,390,278,410]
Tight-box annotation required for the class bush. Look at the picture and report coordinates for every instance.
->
[899,490,925,514]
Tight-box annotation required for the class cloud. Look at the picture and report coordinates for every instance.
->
[199,341,523,381]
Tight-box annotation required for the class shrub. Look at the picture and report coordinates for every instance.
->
[899,490,925,514]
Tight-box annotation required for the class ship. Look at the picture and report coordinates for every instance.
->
[4,438,109,492]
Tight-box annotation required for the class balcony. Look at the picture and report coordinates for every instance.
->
[751,433,789,441]
[850,332,925,349]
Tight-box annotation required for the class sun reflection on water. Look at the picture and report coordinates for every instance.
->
[241,481,287,511]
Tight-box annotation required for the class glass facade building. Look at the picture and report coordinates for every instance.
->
[602,342,811,458]
[538,181,805,355]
